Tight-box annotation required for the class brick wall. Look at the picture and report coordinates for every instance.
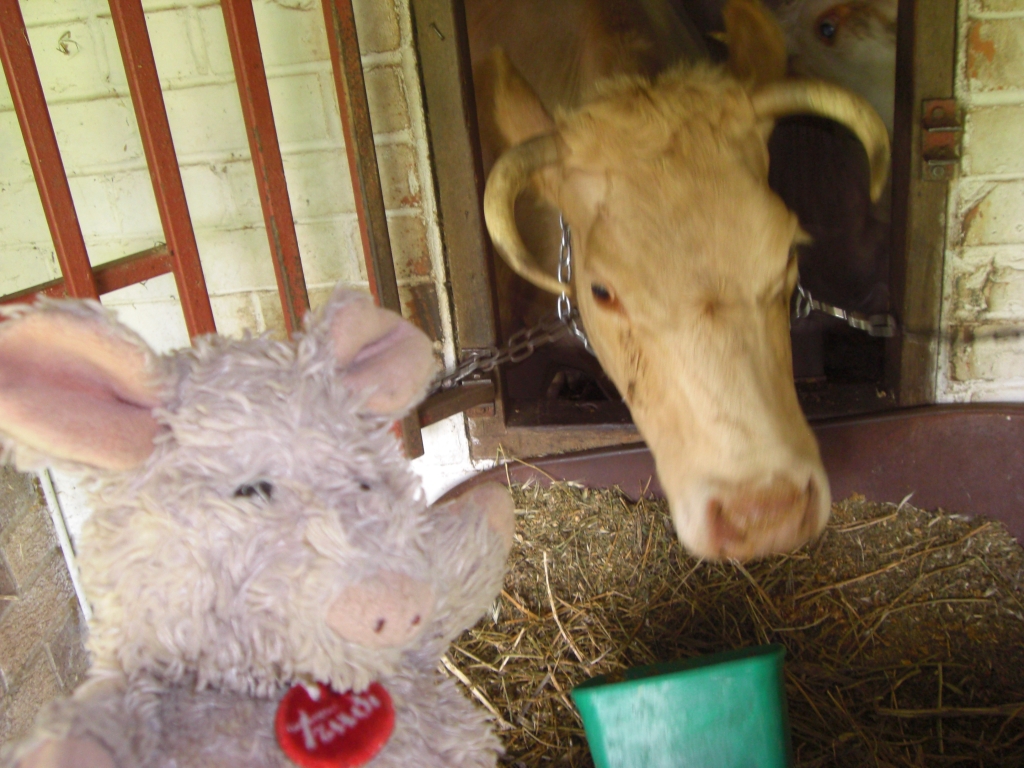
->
[0,0,452,357]
[0,468,88,745]
[939,0,1024,400]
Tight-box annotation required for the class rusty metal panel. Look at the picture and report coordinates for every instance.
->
[321,0,401,314]
[221,0,309,336]
[107,0,215,338]
[449,404,1024,542]
[0,0,98,300]
[410,0,498,351]
[0,247,173,306]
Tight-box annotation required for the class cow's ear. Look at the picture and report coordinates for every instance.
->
[489,48,556,150]
[319,288,436,417]
[0,302,164,471]
[723,0,788,88]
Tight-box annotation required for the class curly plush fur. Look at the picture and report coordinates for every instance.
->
[0,288,513,768]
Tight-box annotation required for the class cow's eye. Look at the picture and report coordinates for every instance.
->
[235,481,274,501]
[591,283,619,308]
[816,13,839,44]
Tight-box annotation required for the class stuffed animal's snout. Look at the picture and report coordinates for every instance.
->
[326,571,435,649]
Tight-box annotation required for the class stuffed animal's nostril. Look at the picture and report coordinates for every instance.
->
[374,619,386,634]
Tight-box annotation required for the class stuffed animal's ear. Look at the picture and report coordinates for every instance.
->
[0,302,164,471]
[321,289,436,417]
[723,0,788,88]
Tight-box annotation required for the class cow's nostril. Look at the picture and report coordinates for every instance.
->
[411,614,421,626]
[374,618,386,634]
[801,478,821,535]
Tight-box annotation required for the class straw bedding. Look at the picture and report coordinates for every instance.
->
[443,480,1024,767]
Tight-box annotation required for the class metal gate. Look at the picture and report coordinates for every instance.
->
[0,0,423,452]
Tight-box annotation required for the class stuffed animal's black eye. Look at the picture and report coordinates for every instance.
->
[235,481,274,501]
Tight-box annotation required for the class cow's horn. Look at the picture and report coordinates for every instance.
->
[483,134,566,296]
[751,80,890,202]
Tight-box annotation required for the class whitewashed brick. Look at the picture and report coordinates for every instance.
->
[48,97,144,171]
[0,113,33,184]
[101,275,191,354]
[267,74,332,147]
[89,236,168,268]
[146,9,203,84]
[364,66,409,134]
[100,172,164,241]
[963,181,1024,246]
[163,82,248,157]
[282,150,356,218]
[949,247,1024,322]
[20,1,108,27]
[66,174,129,240]
[964,106,1024,176]
[209,291,262,338]
[972,0,1024,13]
[950,326,1024,382]
[0,245,59,297]
[193,227,279,293]
[352,0,401,54]
[295,219,364,285]
[251,0,330,68]
[966,20,1024,94]
[196,6,234,77]
[0,183,52,245]
[377,143,419,209]
[180,161,262,229]
[27,22,112,100]
[389,215,430,279]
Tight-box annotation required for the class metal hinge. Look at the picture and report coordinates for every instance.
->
[922,98,963,181]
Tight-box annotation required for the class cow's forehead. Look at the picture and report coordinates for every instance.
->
[583,160,797,298]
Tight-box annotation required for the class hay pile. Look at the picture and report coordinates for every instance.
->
[443,481,1024,767]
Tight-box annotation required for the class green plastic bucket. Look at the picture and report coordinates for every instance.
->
[570,644,792,768]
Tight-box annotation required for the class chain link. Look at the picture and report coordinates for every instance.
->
[792,284,897,338]
[431,217,592,394]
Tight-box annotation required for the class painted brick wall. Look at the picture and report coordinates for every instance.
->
[0,0,452,357]
[0,468,88,745]
[939,0,1024,400]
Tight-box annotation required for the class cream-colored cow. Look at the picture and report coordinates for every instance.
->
[469,0,889,560]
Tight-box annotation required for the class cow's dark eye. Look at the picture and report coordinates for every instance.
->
[235,481,274,501]
[358,481,372,492]
[591,283,623,312]
[816,13,839,43]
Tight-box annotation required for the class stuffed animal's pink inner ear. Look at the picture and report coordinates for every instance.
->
[0,311,163,470]
[326,291,436,416]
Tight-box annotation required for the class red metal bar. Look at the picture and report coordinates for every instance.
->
[107,0,215,337]
[0,246,173,306]
[0,0,98,299]
[321,0,401,313]
[221,0,309,335]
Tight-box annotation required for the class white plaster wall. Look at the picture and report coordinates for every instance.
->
[0,0,484,537]
[939,0,1024,401]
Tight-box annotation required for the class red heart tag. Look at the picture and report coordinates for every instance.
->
[275,682,395,768]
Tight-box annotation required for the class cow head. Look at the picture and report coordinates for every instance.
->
[482,0,889,560]
[775,0,898,134]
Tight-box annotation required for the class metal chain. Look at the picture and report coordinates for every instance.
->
[431,217,591,394]
[792,283,897,338]
[433,220,916,393]
[556,217,593,352]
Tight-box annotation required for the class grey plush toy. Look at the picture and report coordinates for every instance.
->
[0,287,514,768]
